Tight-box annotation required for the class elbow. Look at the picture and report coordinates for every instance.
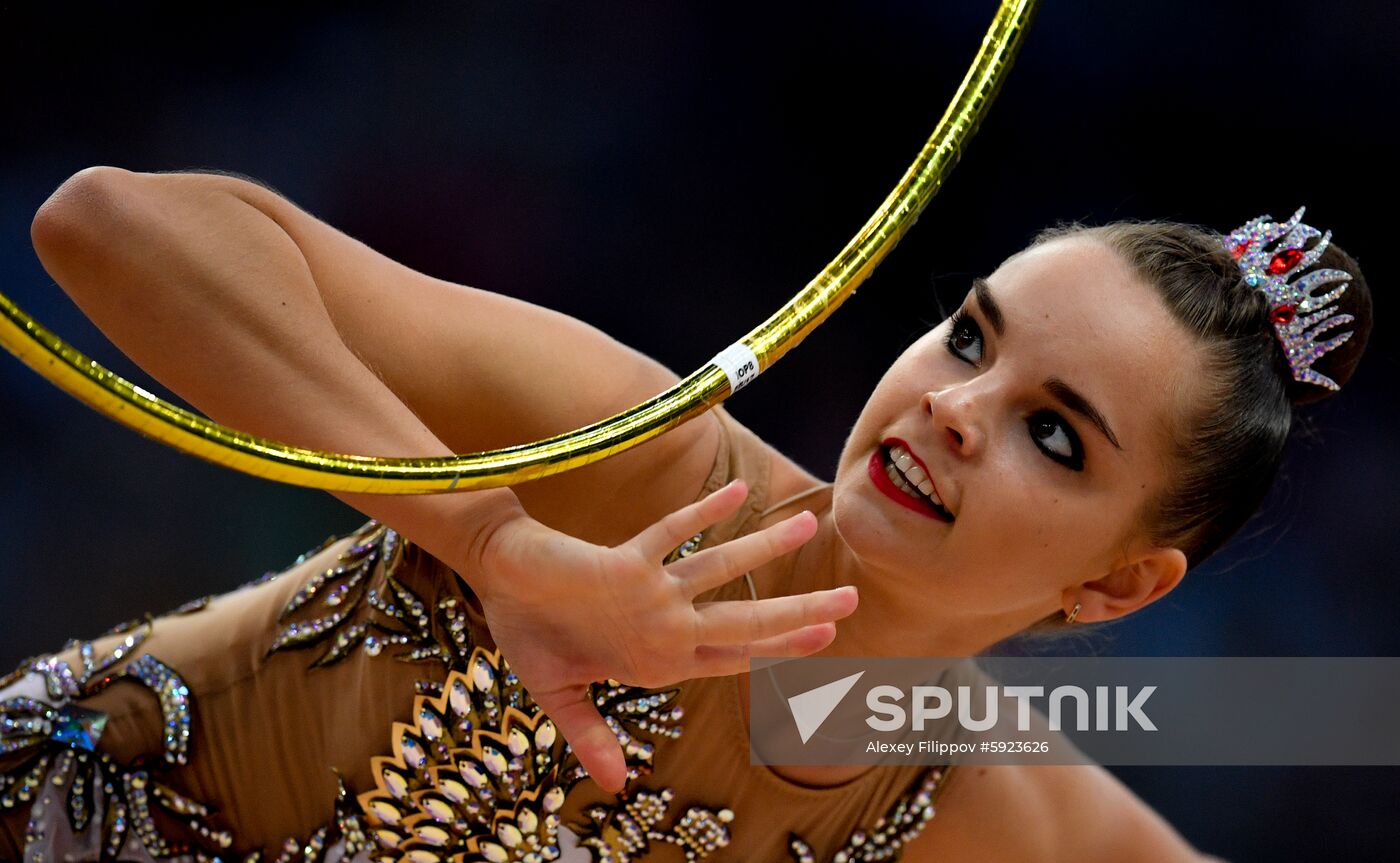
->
[31,166,138,260]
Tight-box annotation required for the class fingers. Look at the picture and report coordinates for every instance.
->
[629,479,749,562]
[691,622,838,677]
[668,510,817,598]
[694,586,858,646]
[530,685,629,794]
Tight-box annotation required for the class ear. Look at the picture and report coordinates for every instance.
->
[1065,546,1188,624]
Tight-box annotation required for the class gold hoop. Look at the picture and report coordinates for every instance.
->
[1065,602,1082,625]
[0,0,1040,494]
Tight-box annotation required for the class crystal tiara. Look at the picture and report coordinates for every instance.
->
[1222,207,1354,391]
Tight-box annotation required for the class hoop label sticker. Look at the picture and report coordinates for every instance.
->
[710,342,761,394]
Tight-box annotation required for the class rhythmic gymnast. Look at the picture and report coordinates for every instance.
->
[0,162,1367,860]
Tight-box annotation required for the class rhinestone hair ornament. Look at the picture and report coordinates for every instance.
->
[1222,206,1354,391]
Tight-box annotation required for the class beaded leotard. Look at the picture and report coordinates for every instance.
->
[0,410,955,861]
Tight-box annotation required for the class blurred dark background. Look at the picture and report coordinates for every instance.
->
[1,1,1396,859]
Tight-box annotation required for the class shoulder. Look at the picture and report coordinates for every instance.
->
[901,763,1207,862]
[518,406,818,547]
[715,411,828,512]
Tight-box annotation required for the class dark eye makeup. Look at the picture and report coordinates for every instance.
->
[944,309,983,363]
[941,308,1086,472]
[1026,411,1084,470]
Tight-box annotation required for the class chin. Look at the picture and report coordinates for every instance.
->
[829,483,919,574]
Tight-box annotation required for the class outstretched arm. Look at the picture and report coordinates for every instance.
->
[28,166,858,792]
[29,166,725,548]
[30,166,522,562]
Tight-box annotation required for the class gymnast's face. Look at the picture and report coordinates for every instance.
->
[832,235,1196,634]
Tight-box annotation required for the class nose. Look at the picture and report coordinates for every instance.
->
[921,386,985,458]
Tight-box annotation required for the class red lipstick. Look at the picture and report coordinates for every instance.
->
[866,441,952,522]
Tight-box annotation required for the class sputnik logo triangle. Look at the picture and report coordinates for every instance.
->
[787,670,865,744]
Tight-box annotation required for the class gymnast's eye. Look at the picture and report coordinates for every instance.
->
[1028,410,1084,471]
[944,309,983,365]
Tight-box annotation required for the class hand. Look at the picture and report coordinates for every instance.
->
[468,479,858,793]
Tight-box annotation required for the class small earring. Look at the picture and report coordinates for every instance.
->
[1065,602,1081,625]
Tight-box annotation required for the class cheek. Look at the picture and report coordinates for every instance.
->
[968,484,1125,579]
[957,453,1098,563]
[842,378,917,458]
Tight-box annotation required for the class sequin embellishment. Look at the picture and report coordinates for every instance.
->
[0,616,229,859]
[3,519,954,861]
[356,658,576,863]
[788,768,946,862]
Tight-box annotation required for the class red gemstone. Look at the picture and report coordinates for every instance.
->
[1270,304,1297,324]
[1268,248,1305,274]
[1230,242,1250,260]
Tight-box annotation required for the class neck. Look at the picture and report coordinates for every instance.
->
[751,487,1021,658]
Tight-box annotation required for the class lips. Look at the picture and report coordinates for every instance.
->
[866,439,954,523]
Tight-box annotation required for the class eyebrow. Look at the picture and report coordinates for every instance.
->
[971,277,1005,336]
[970,276,1123,452]
[1044,378,1123,451]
